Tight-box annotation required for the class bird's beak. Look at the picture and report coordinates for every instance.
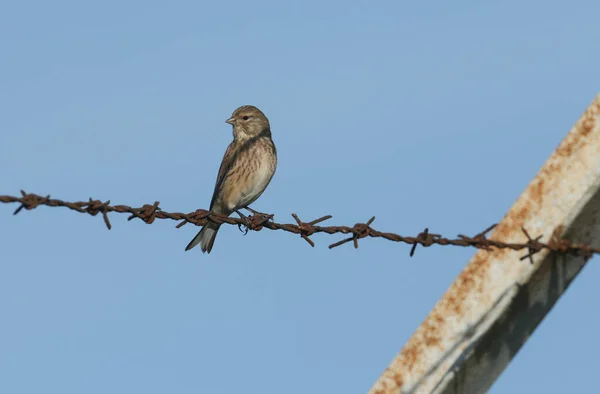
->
[225,117,235,125]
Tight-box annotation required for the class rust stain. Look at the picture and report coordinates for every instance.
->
[444,294,457,314]
[397,320,444,381]
[393,371,403,387]
[422,321,442,348]
[530,178,546,208]
[402,340,420,370]
[581,102,599,136]
[582,118,595,135]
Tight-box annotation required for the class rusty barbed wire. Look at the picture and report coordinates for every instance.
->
[1,191,599,259]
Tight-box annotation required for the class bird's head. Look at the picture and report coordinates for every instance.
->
[226,105,270,139]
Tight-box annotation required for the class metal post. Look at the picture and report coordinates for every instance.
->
[369,94,600,394]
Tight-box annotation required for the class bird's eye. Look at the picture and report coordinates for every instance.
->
[242,115,249,120]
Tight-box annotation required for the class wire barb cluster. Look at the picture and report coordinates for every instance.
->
[2,191,600,259]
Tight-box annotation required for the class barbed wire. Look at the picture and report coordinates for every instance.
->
[1,191,599,259]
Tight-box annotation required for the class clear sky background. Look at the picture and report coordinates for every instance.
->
[1,1,599,393]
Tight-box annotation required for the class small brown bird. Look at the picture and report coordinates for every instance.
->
[185,105,278,253]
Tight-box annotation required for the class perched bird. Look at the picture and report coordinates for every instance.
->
[185,105,278,253]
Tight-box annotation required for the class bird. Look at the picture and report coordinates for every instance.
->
[185,105,278,253]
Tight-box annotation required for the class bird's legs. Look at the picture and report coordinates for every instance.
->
[235,209,250,234]
[235,207,274,235]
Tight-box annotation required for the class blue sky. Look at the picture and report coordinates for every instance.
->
[1,1,599,393]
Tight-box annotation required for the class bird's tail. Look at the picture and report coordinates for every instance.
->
[185,222,221,253]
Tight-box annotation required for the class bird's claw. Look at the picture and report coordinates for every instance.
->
[235,209,251,235]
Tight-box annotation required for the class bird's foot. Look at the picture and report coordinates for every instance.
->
[235,210,250,235]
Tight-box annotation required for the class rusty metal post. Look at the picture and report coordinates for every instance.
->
[369,93,600,394]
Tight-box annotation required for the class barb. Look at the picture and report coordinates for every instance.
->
[2,191,600,258]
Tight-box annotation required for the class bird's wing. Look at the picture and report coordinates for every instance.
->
[209,141,238,211]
